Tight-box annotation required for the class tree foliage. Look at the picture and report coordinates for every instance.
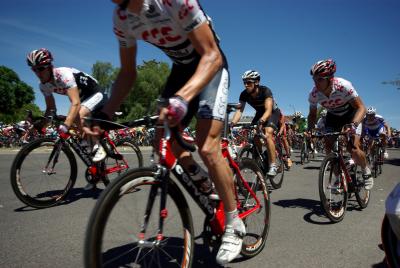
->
[0,65,40,123]
[91,60,170,121]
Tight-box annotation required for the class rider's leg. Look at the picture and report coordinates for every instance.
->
[350,134,373,189]
[264,126,278,176]
[381,133,389,159]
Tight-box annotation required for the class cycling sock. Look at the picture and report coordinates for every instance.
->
[225,209,244,231]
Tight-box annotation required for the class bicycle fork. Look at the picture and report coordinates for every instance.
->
[42,140,63,175]
[137,167,169,248]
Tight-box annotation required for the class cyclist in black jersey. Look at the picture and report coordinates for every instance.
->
[231,70,280,176]
[27,48,108,168]
[90,0,245,264]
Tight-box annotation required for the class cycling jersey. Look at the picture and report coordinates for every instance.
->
[239,85,280,129]
[363,114,385,130]
[113,0,212,65]
[308,77,358,116]
[239,86,279,114]
[40,67,100,101]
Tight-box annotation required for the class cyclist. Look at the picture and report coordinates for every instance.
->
[293,111,318,154]
[362,106,391,159]
[231,70,281,176]
[278,110,292,168]
[316,109,327,133]
[92,0,245,264]
[27,48,108,170]
[307,59,373,189]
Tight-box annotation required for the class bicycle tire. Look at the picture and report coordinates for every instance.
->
[381,215,400,268]
[105,140,144,181]
[351,165,370,209]
[84,167,194,268]
[318,153,348,222]
[116,139,143,168]
[10,137,77,209]
[236,158,270,257]
[378,147,383,175]
[239,145,267,174]
[269,144,284,189]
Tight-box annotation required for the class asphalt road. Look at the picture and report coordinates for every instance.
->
[0,147,399,268]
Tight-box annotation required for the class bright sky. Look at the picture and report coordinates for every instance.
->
[1,0,400,128]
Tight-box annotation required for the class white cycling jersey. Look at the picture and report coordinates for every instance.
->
[113,0,209,65]
[363,114,385,130]
[308,77,359,116]
[40,67,99,100]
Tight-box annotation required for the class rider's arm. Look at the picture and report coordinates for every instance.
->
[307,106,317,131]
[64,87,81,127]
[173,22,223,102]
[385,122,391,137]
[231,101,246,125]
[260,97,273,123]
[102,45,138,118]
[349,96,366,126]
[44,95,57,117]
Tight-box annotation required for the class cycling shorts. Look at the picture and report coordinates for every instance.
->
[81,92,107,112]
[161,62,229,126]
[251,110,280,130]
[325,109,362,135]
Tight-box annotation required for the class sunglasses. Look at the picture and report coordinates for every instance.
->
[243,80,255,85]
[32,65,50,72]
[313,76,330,82]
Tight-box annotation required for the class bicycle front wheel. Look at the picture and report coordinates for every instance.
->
[235,158,270,258]
[318,153,348,222]
[269,144,284,189]
[352,165,371,209]
[84,168,194,268]
[10,138,77,209]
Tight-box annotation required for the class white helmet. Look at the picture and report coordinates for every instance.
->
[294,111,302,118]
[366,107,376,115]
[320,109,327,117]
[242,70,260,81]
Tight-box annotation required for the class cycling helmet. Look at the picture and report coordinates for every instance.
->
[242,70,261,81]
[310,59,336,78]
[294,111,302,118]
[27,48,53,67]
[366,106,376,115]
[320,109,327,117]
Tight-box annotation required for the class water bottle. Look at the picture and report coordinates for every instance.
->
[227,144,238,160]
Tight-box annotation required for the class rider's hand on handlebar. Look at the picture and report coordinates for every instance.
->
[159,96,188,127]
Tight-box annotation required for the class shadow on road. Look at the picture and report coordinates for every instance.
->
[14,187,102,212]
[385,158,400,167]
[273,198,333,225]
[303,166,321,170]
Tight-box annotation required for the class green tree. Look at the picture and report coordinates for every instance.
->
[0,65,39,123]
[91,61,117,96]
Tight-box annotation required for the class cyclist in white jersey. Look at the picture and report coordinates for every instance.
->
[27,48,108,166]
[307,59,373,189]
[362,107,391,159]
[91,0,245,264]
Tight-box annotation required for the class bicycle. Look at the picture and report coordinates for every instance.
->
[316,130,370,223]
[10,116,144,209]
[84,104,270,267]
[364,136,384,178]
[239,125,285,189]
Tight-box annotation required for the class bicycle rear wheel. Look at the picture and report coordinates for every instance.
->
[84,168,194,268]
[105,140,143,181]
[10,138,77,209]
[318,153,348,222]
[235,158,270,257]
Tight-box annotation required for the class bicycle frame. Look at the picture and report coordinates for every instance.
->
[148,125,264,237]
[45,131,129,177]
[330,134,355,191]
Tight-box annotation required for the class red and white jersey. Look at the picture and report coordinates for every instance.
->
[308,77,359,116]
[40,67,99,100]
[113,0,209,65]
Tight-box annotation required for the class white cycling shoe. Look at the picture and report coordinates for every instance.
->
[92,144,107,162]
[216,223,246,265]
